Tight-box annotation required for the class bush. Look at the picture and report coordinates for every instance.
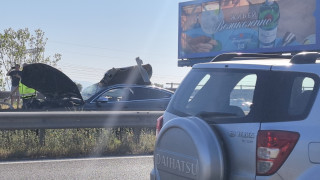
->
[0,128,156,160]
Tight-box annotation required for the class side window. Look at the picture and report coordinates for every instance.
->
[289,77,315,116]
[230,74,257,114]
[99,87,133,102]
[130,87,171,100]
[302,77,315,91]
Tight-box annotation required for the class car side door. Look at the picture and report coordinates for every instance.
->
[87,87,134,111]
[127,87,172,111]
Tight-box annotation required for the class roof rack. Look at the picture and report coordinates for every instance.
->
[290,52,320,64]
[211,53,293,62]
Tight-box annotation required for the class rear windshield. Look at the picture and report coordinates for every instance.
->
[167,68,319,123]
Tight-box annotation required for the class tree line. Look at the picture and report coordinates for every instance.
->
[0,28,61,90]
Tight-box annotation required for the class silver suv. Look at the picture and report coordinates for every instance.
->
[151,52,320,180]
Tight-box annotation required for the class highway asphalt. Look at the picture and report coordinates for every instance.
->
[0,155,153,180]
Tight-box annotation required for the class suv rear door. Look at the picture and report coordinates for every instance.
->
[164,63,320,179]
[164,64,272,179]
[212,72,259,180]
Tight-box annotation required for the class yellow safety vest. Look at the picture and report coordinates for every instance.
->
[19,82,36,98]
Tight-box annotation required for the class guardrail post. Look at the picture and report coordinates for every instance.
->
[39,129,45,146]
[120,127,124,142]
[133,128,142,143]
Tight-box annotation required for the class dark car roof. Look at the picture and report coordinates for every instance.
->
[99,64,152,86]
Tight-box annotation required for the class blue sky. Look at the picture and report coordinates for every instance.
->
[0,0,192,87]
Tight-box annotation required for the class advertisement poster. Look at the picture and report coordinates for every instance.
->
[178,0,320,61]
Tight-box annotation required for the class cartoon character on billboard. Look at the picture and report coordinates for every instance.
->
[180,2,222,54]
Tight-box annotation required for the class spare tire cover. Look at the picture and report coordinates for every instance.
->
[154,117,226,180]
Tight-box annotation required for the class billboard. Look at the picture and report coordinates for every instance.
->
[178,0,320,62]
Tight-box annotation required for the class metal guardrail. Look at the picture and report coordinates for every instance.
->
[0,111,163,130]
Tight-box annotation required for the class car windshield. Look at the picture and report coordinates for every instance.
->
[168,68,319,122]
[81,83,106,101]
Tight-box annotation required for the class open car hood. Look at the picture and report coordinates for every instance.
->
[21,63,83,101]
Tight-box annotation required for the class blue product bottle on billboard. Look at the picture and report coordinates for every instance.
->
[258,0,280,48]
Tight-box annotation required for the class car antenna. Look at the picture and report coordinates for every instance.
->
[136,57,151,84]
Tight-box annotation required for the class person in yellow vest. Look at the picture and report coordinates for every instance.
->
[19,82,36,109]
[19,63,37,109]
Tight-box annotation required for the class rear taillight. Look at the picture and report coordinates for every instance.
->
[156,116,163,137]
[256,130,299,176]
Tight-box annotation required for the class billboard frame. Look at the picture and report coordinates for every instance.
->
[178,0,320,66]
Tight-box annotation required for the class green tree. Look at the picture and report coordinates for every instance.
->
[0,28,61,90]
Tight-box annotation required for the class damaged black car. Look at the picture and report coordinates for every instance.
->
[19,63,173,111]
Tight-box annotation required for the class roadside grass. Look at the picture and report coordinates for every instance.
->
[0,128,156,160]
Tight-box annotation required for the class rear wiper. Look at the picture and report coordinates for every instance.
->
[196,111,237,118]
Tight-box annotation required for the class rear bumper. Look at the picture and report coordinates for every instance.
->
[150,169,156,180]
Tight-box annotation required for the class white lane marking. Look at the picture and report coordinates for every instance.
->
[0,155,153,165]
